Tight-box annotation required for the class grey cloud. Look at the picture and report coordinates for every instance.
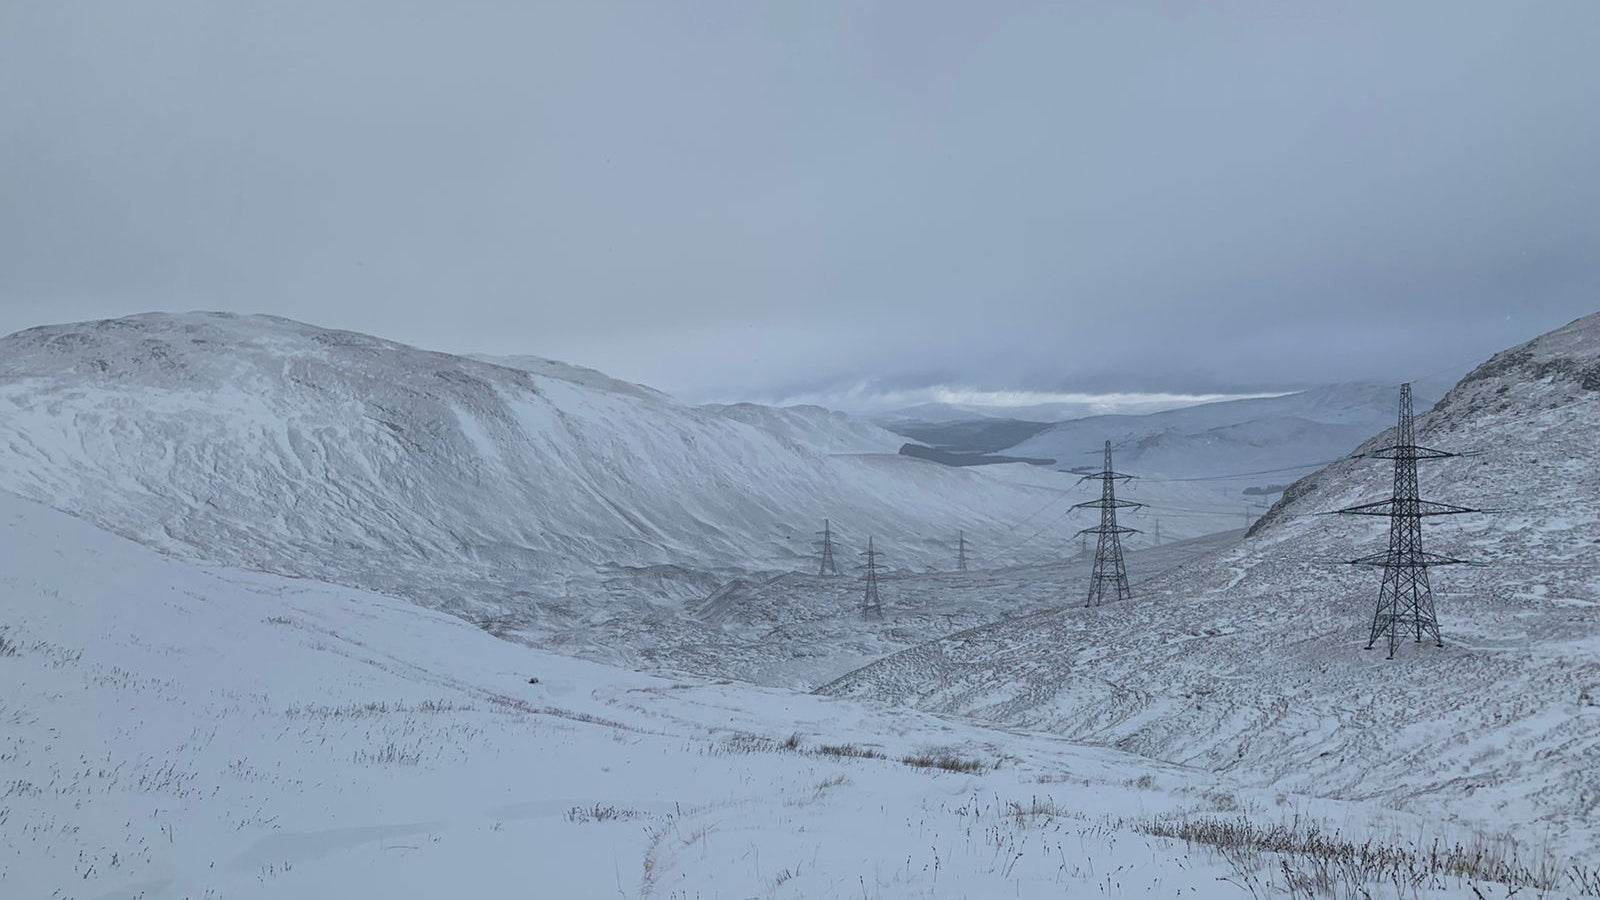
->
[2,2,1596,405]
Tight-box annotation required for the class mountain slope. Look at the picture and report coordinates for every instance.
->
[0,313,1068,623]
[824,312,1600,858]
[0,312,1265,683]
[1003,379,1455,491]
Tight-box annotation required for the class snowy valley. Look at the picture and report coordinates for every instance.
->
[1,312,1597,898]
[7,4,1597,896]
[0,312,1247,684]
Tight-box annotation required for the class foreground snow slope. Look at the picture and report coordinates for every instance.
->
[826,313,1600,859]
[3,489,1585,899]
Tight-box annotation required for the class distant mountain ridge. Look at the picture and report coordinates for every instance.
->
[882,417,1055,454]
[997,379,1456,490]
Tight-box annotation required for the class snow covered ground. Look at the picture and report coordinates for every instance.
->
[0,312,1250,678]
[3,311,1596,897]
[561,529,1246,688]
[827,314,1600,868]
[3,489,1586,899]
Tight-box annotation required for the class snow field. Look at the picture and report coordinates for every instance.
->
[5,490,1573,898]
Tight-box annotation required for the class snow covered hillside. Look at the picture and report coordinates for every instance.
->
[1001,379,1455,493]
[0,312,1250,678]
[558,529,1244,688]
[825,313,1600,861]
[0,314,1049,605]
[4,489,1590,898]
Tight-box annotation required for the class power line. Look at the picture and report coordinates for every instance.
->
[1138,501,1278,515]
[1136,459,1350,483]
[999,487,1079,535]
[999,500,1083,557]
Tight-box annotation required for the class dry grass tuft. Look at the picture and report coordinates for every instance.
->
[816,743,886,760]
[1139,814,1600,897]
[902,749,985,775]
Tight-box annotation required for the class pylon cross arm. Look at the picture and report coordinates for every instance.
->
[1072,499,1144,510]
[1334,499,1479,517]
[1362,444,1460,461]
[1333,500,1401,516]
[1347,550,1474,567]
[1076,473,1135,484]
[1414,500,1480,516]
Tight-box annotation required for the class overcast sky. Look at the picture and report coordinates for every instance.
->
[3,2,1597,411]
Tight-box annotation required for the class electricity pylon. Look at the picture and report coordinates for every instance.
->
[1074,441,1142,606]
[861,537,884,618]
[816,518,839,576]
[1334,383,1478,658]
[956,530,969,572]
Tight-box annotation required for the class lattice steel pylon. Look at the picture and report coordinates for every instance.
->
[861,536,884,618]
[1333,383,1478,658]
[956,530,969,572]
[1074,441,1142,606]
[816,518,839,576]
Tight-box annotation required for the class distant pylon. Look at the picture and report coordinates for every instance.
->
[816,518,839,576]
[861,537,884,618]
[1333,383,1479,658]
[1153,517,1162,547]
[1074,441,1142,606]
[956,530,969,572]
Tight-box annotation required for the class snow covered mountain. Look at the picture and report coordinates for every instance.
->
[1001,379,1456,492]
[3,310,1594,894]
[824,312,1600,860]
[0,312,1263,683]
[0,313,1072,620]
